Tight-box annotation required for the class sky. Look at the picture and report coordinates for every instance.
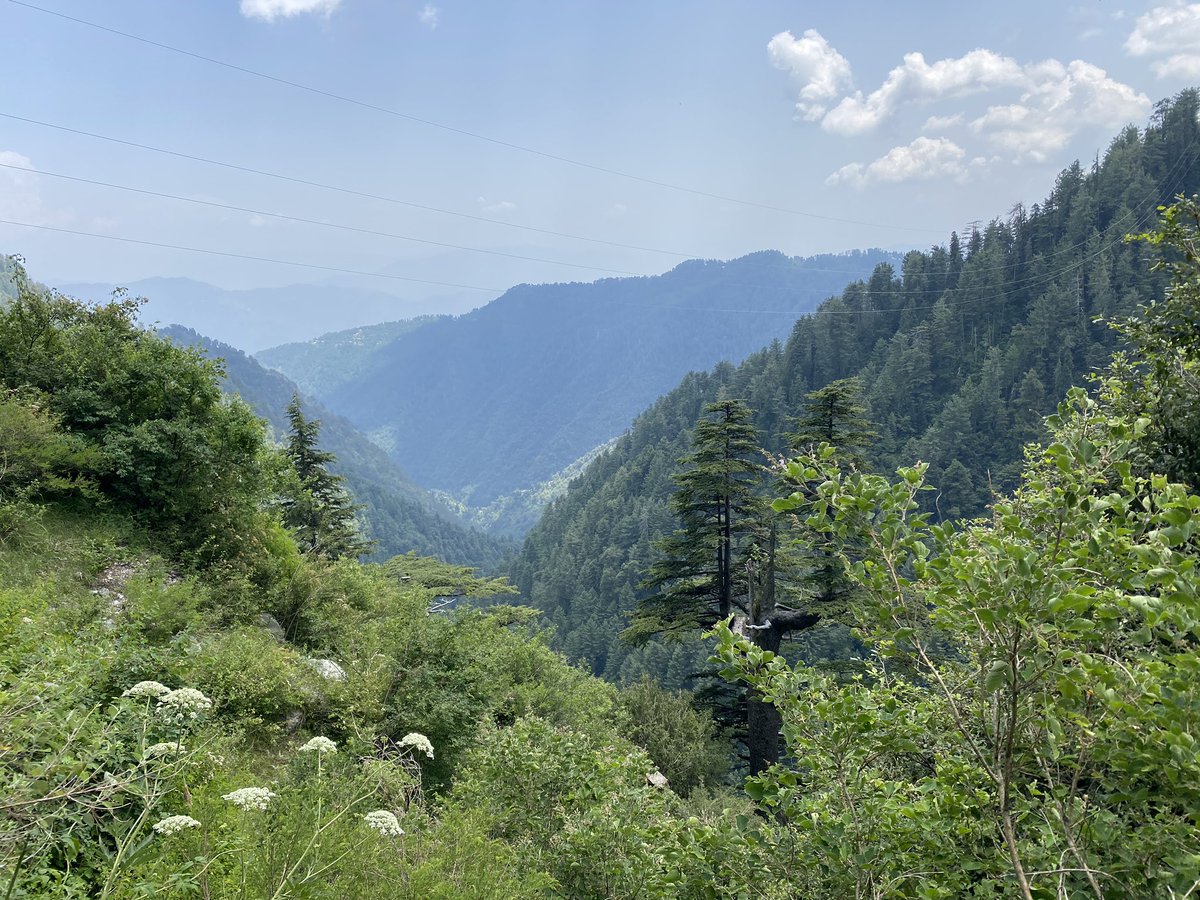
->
[2,0,1199,311]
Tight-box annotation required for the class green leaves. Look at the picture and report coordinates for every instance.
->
[713,327,1200,896]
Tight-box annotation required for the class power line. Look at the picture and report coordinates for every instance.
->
[5,0,947,236]
[669,139,1199,316]
[0,218,503,292]
[0,113,701,259]
[0,113,919,280]
[0,161,652,278]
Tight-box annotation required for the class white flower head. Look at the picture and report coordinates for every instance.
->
[398,732,434,759]
[157,687,213,722]
[152,814,201,835]
[122,680,171,699]
[222,787,277,811]
[363,810,404,836]
[299,736,337,755]
[144,742,185,760]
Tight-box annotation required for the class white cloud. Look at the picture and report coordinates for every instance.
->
[969,60,1149,162]
[0,151,43,222]
[239,0,341,22]
[767,30,853,121]
[1125,4,1200,77]
[1154,53,1200,78]
[821,49,1026,135]
[1078,26,1103,40]
[477,197,516,215]
[418,4,439,29]
[826,136,971,188]
[922,112,963,131]
[768,31,1152,166]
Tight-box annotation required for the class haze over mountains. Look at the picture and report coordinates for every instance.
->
[510,91,1200,681]
[158,324,511,568]
[261,249,900,534]
[56,277,482,352]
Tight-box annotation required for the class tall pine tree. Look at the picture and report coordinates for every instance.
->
[626,399,764,641]
[282,395,371,560]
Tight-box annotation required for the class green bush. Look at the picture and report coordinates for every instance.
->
[186,628,317,737]
[621,676,730,796]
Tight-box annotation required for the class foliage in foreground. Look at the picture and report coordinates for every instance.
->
[5,191,1200,896]
[710,201,1200,898]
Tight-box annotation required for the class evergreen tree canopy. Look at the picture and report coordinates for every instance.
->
[786,377,877,466]
[282,395,372,560]
[627,399,764,641]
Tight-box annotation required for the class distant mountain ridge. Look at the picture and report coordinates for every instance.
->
[295,249,901,532]
[57,277,476,352]
[508,90,1200,682]
[159,324,512,569]
[256,317,444,397]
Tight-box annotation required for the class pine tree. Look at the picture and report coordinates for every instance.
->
[786,377,877,466]
[625,399,764,642]
[282,395,371,560]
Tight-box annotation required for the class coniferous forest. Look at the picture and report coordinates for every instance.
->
[512,91,1200,690]
[4,40,1200,897]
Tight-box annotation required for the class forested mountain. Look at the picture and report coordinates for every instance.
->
[317,249,901,531]
[160,325,511,568]
[511,91,1200,683]
[57,276,461,352]
[255,317,444,398]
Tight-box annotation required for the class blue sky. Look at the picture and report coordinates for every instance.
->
[2,0,1198,308]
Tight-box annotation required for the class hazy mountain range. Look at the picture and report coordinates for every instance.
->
[56,277,483,352]
[260,249,901,533]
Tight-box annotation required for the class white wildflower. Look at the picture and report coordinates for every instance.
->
[399,732,434,759]
[122,680,171,699]
[299,736,337,755]
[152,814,201,835]
[157,687,213,722]
[144,742,185,760]
[363,810,404,836]
[222,787,276,811]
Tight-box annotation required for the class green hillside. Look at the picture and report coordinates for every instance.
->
[510,91,1200,683]
[256,316,444,398]
[321,249,902,528]
[159,325,512,569]
[4,183,1200,897]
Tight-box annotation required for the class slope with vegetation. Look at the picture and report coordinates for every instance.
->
[3,188,1199,896]
[255,316,444,399]
[0,267,737,897]
[161,325,511,569]
[510,91,1200,685]
[313,249,900,530]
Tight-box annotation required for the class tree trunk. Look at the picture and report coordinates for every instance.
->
[747,622,783,774]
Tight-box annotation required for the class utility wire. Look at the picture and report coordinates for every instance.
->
[0,113,698,259]
[0,161,652,277]
[0,110,1168,287]
[628,138,1199,316]
[0,219,503,292]
[0,113,912,280]
[6,0,947,236]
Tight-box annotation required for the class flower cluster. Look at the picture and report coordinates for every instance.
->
[299,736,337,754]
[144,742,184,760]
[157,687,213,723]
[363,810,404,836]
[152,815,201,835]
[122,680,171,699]
[399,732,434,759]
[222,787,277,811]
